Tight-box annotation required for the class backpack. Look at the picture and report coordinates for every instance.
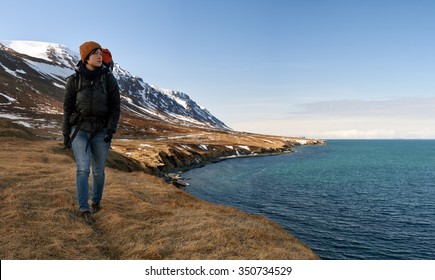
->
[102,48,114,71]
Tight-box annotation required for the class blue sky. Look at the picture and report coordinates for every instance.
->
[2,0,434,138]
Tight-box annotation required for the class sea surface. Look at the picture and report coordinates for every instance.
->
[183,140,435,259]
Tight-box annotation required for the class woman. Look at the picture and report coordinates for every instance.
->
[62,41,120,222]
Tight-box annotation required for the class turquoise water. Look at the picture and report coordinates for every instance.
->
[184,140,435,259]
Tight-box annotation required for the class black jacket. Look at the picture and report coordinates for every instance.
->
[62,63,120,136]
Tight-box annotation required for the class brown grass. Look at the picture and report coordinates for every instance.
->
[0,119,319,260]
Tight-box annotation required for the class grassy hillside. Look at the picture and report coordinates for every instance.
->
[0,118,319,259]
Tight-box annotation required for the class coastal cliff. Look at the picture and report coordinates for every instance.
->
[110,130,325,177]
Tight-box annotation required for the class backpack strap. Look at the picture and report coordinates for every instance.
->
[64,117,83,149]
[74,72,82,93]
[101,72,107,95]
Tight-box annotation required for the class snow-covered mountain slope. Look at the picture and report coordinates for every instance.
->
[0,40,230,135]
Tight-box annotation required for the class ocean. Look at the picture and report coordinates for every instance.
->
[183,140,435,259]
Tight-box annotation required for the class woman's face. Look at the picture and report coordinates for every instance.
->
[86,49,103,70]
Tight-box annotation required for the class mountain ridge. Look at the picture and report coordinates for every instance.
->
[0,40,230,138]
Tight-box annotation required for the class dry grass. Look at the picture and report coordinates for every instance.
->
[0,119,319,260]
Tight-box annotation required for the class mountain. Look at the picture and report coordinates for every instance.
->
[0,40,230,138]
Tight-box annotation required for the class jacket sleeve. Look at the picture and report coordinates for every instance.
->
[62,75,76,136]
[106,73,121,133]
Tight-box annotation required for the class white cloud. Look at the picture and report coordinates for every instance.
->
[287,97,435,120]
[316,129,397,139]
[230,97,435,139]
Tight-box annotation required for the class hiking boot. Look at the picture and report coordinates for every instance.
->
[80,210,93,225]
[90,202,100,213]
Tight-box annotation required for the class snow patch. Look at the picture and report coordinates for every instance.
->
[53,82,65,89]
[0,113,31,120]
[140,143,154,148]
[1,40,54,60]
[150,85,189,110]
[0,62,25,79]
[238,145,251,151]
[13,121,32,128]
[0,93,17,105]
[180,145,193,150]
[199,144,208,150]
[295,139,308,145]
[1,40,77,65]
[24,58,73,81]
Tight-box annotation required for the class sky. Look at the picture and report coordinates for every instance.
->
[2,0,434,139]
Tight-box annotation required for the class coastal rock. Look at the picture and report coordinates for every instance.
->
[111,131,325,177]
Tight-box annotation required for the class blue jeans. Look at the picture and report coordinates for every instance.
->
[71,128,110,212]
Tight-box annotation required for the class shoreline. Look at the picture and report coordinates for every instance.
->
[156,140,326,186]
[165,150,296,185]
[126,135,324,174]
[109,134,326,196]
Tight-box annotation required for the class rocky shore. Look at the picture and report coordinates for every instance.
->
[110,130,325,181]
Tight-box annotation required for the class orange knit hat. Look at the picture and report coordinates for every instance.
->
[79,41,101,63]
[102,48,112,65]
